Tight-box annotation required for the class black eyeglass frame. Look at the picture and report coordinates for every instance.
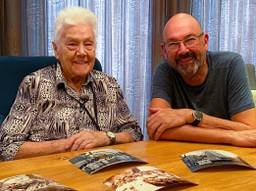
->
[164,32,204,51]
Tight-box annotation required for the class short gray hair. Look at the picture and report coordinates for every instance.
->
[54,7,97,43]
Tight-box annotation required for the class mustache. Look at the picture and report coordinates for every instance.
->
[176,52,195,62]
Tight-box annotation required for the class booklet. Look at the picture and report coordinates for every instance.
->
[69,148,147,174]
[0,174,76,191]
[104,165,197,191]
[181,149,255,172]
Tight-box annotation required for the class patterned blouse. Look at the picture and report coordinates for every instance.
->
[0,64,142,160]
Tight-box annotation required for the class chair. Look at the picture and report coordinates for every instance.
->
[245,64,256,104]
[246,64,256,90]
[0,56,102,123]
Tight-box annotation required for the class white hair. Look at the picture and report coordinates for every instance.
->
[54,7,97,43]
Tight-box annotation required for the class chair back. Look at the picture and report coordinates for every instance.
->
[0,56,102,122]
[246,64,256,90]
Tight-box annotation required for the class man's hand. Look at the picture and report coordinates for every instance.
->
[69,130,109,151]
[147,107,191,140]
[229,130,256,147]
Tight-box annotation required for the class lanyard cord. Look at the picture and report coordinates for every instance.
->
[90,84,98,125]
[58,81,100,131]
[80,83,100,131]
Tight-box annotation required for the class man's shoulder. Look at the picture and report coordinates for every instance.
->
[208,51,242,63]
[154,62,174,75]
[156,62,170,69]
[208,51,244,69]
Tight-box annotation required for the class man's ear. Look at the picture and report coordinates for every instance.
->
[160,43,168,60]
[203,33,209,50]
[52,41,59,59]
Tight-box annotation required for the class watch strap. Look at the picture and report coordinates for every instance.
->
[191,118,200,126]
[106,131,116,145]
[191,110,203,126]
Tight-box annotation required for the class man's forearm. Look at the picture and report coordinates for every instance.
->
[160,125,231,145]
[160,125,256,147]
[173,108,254,131]
[15,139,70,159]
[197,112,253,131]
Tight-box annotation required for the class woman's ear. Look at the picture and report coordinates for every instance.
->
[52,41,59,60]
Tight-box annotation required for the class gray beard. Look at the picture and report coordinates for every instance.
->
[176,59,201,78]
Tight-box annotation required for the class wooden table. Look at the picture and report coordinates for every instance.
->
[1,140,256,190]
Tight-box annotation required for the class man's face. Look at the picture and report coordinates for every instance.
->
[53,23,96,82]
[161,18,208,79]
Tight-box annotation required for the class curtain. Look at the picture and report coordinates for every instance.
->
[152,0,190,70]
[190,0,256,66]
[0,0,47,55]
[0,0,4,55]
[0,0,22,55]
[45,0,152,138]
[21,0,47,55]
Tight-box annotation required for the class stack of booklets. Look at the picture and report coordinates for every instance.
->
[3,148,252,190]
[69,148,197,190]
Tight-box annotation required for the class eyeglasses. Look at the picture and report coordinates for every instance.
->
[164,32,204,51]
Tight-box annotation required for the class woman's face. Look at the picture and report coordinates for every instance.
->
[53,23,96,83]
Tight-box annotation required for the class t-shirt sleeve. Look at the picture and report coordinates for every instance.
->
[227,54,255,116]
[152,63,172,104]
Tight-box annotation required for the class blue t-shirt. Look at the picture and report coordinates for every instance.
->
[152,51,254,119]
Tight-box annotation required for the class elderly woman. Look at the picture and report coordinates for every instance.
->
[0,7,142,161]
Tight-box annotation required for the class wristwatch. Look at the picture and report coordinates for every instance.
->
[191,110,203,126]
[106,131,116,145]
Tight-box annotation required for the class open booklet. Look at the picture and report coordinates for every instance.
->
[69,148,147,174]
[0,174,76,191]
[181,149,255,172]
[104,165,197,191]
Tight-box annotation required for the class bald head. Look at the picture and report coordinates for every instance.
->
[163,13,203,42]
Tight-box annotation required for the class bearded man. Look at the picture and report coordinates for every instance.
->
[147,13,256,147]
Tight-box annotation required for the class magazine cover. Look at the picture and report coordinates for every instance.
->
[0,174,76,191]
[104,165,197,191]
[181,149,255,172]
[69,149,147,174]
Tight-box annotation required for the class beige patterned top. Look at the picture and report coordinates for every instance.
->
[0,64,142,160]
